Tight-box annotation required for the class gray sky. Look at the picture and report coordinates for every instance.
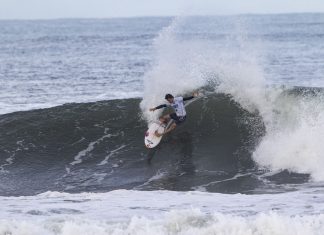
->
[1,0,324,19]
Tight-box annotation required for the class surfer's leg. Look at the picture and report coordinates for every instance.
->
[155,122,176,137]
[164,123,177,135]
[169,113,178,121]
[170,113,186,125]
[155,113,183,137]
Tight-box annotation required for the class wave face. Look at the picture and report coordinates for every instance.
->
[0,93,268,196]
[2,87,322,196]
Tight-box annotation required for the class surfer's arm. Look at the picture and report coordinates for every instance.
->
[183,92,199,101]
[183,96,194,101]
[149,104,167,111]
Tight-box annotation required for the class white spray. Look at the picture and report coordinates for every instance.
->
[140,17,205,122]
[141,16,324,181]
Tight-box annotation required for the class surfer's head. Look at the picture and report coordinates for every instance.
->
[165,94,174,103]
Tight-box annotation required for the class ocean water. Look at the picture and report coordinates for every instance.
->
[1,14,324,234]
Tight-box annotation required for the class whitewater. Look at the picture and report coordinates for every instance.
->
[2,189,324,234]
[1,14,324,234]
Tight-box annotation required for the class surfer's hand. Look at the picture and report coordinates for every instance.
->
[193,92,199,97]
[149,108,156,112]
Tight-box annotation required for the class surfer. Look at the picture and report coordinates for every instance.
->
[149,92,198,137]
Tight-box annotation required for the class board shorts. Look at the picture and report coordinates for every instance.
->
[170,113,186,125]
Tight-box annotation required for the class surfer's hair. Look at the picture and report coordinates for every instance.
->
[165,94,174,99]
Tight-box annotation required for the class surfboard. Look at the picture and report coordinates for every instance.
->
[144,121,168,148]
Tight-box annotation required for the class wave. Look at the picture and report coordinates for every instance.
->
[139,17,324,184]
[1,16,324,197]
[1,189,324,235]
[2,210,324,235]
[1,87,322,196]
[0,94,264,196]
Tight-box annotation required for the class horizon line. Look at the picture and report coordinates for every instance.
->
[0,11,323,21]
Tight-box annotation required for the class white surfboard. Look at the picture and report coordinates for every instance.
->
[144,121,168,148]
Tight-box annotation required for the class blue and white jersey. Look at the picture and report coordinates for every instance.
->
[169,97,186,117]
[154,95,194,116]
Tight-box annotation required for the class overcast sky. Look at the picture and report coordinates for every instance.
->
[1,0,324,19]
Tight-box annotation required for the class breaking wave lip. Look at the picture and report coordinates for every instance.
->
[138,15,324,184]
[251,87,324,182]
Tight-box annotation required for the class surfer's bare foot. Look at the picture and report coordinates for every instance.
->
[155,130,163,137]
